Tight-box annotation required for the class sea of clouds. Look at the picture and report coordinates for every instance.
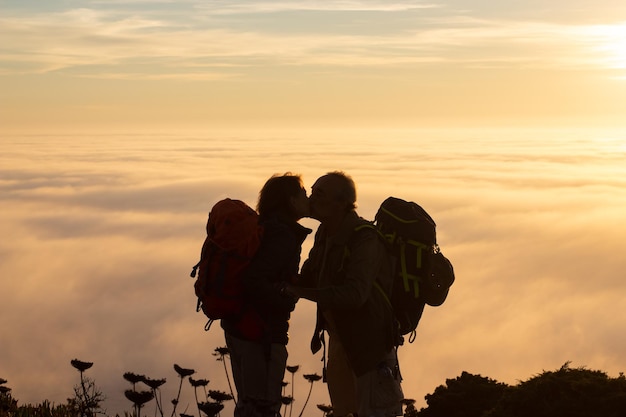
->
[1,127,625,416]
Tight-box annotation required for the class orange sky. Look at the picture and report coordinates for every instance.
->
[1,1,626,131]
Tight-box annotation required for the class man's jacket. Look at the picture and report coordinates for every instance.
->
[300,210,396,376]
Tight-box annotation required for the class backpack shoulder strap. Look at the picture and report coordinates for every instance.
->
[342,223,393,308]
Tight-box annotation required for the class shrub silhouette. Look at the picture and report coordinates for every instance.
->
[485,362,626,417]
[416,363,626,417]
[417,371,508,417]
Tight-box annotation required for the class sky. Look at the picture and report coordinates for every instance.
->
[1,1,626,416]
[1,0,626,131]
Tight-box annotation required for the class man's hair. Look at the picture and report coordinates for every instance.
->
[325,170,357,211]
[257,172,304,218]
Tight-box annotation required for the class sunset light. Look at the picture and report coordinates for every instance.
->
[583,22,626,71]
[2,1,626,416]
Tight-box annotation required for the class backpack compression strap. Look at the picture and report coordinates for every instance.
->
[398,239,431,298]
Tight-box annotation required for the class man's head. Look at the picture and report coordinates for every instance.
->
[309,171,357,223]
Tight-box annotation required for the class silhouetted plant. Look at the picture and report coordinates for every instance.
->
[125,390,154,417]
[317,403,333,417]
[281,382,290,417]
[8,399,76,417]
[70,359,104,417]
[212,347,235,401]
[0,379,16,416]
[298,374,322,417]
[207,390,233,404]
[402,398,418,417]
[417,371,507,417]
[189,377,210,417]
[484,362,626,417]
[144,377,166,417]
[124,373,147,389]
[71,360,94,373]
[286,365,300,417]
[197,401,224,417]
[171,365,195,417]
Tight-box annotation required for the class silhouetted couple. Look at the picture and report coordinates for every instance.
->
[222,171,403,417]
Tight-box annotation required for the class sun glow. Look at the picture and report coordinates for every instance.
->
[586,22,626,72]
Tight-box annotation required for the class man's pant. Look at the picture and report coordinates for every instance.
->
[225,332,288,417]
[326,333,403,417]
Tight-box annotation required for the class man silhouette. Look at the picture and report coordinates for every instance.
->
[287,171,403,417]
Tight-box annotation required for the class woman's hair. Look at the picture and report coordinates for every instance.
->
[257,172,304,218]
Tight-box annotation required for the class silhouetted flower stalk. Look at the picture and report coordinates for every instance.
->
[144,377,166,417]
[189,377,210,417]
[298,374,322,417]
[212,347,235,401]
[171,365,195,417]
[280,382,290,417]
[281,395,294,417]
[125,389,154,417]
[70,359,97,417]
[286,365,300,417]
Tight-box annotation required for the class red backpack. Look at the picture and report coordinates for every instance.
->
[190,199,264,338]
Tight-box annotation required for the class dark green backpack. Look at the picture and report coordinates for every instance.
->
[374,197,455,342]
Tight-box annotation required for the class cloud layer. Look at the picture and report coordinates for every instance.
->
[1,128,625,415]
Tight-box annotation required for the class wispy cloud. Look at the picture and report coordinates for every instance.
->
[192,0,440,14]
[1,4,625,79]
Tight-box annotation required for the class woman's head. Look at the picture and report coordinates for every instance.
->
[257,172,309,220]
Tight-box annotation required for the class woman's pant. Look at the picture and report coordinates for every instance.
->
[225,332,288,417]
